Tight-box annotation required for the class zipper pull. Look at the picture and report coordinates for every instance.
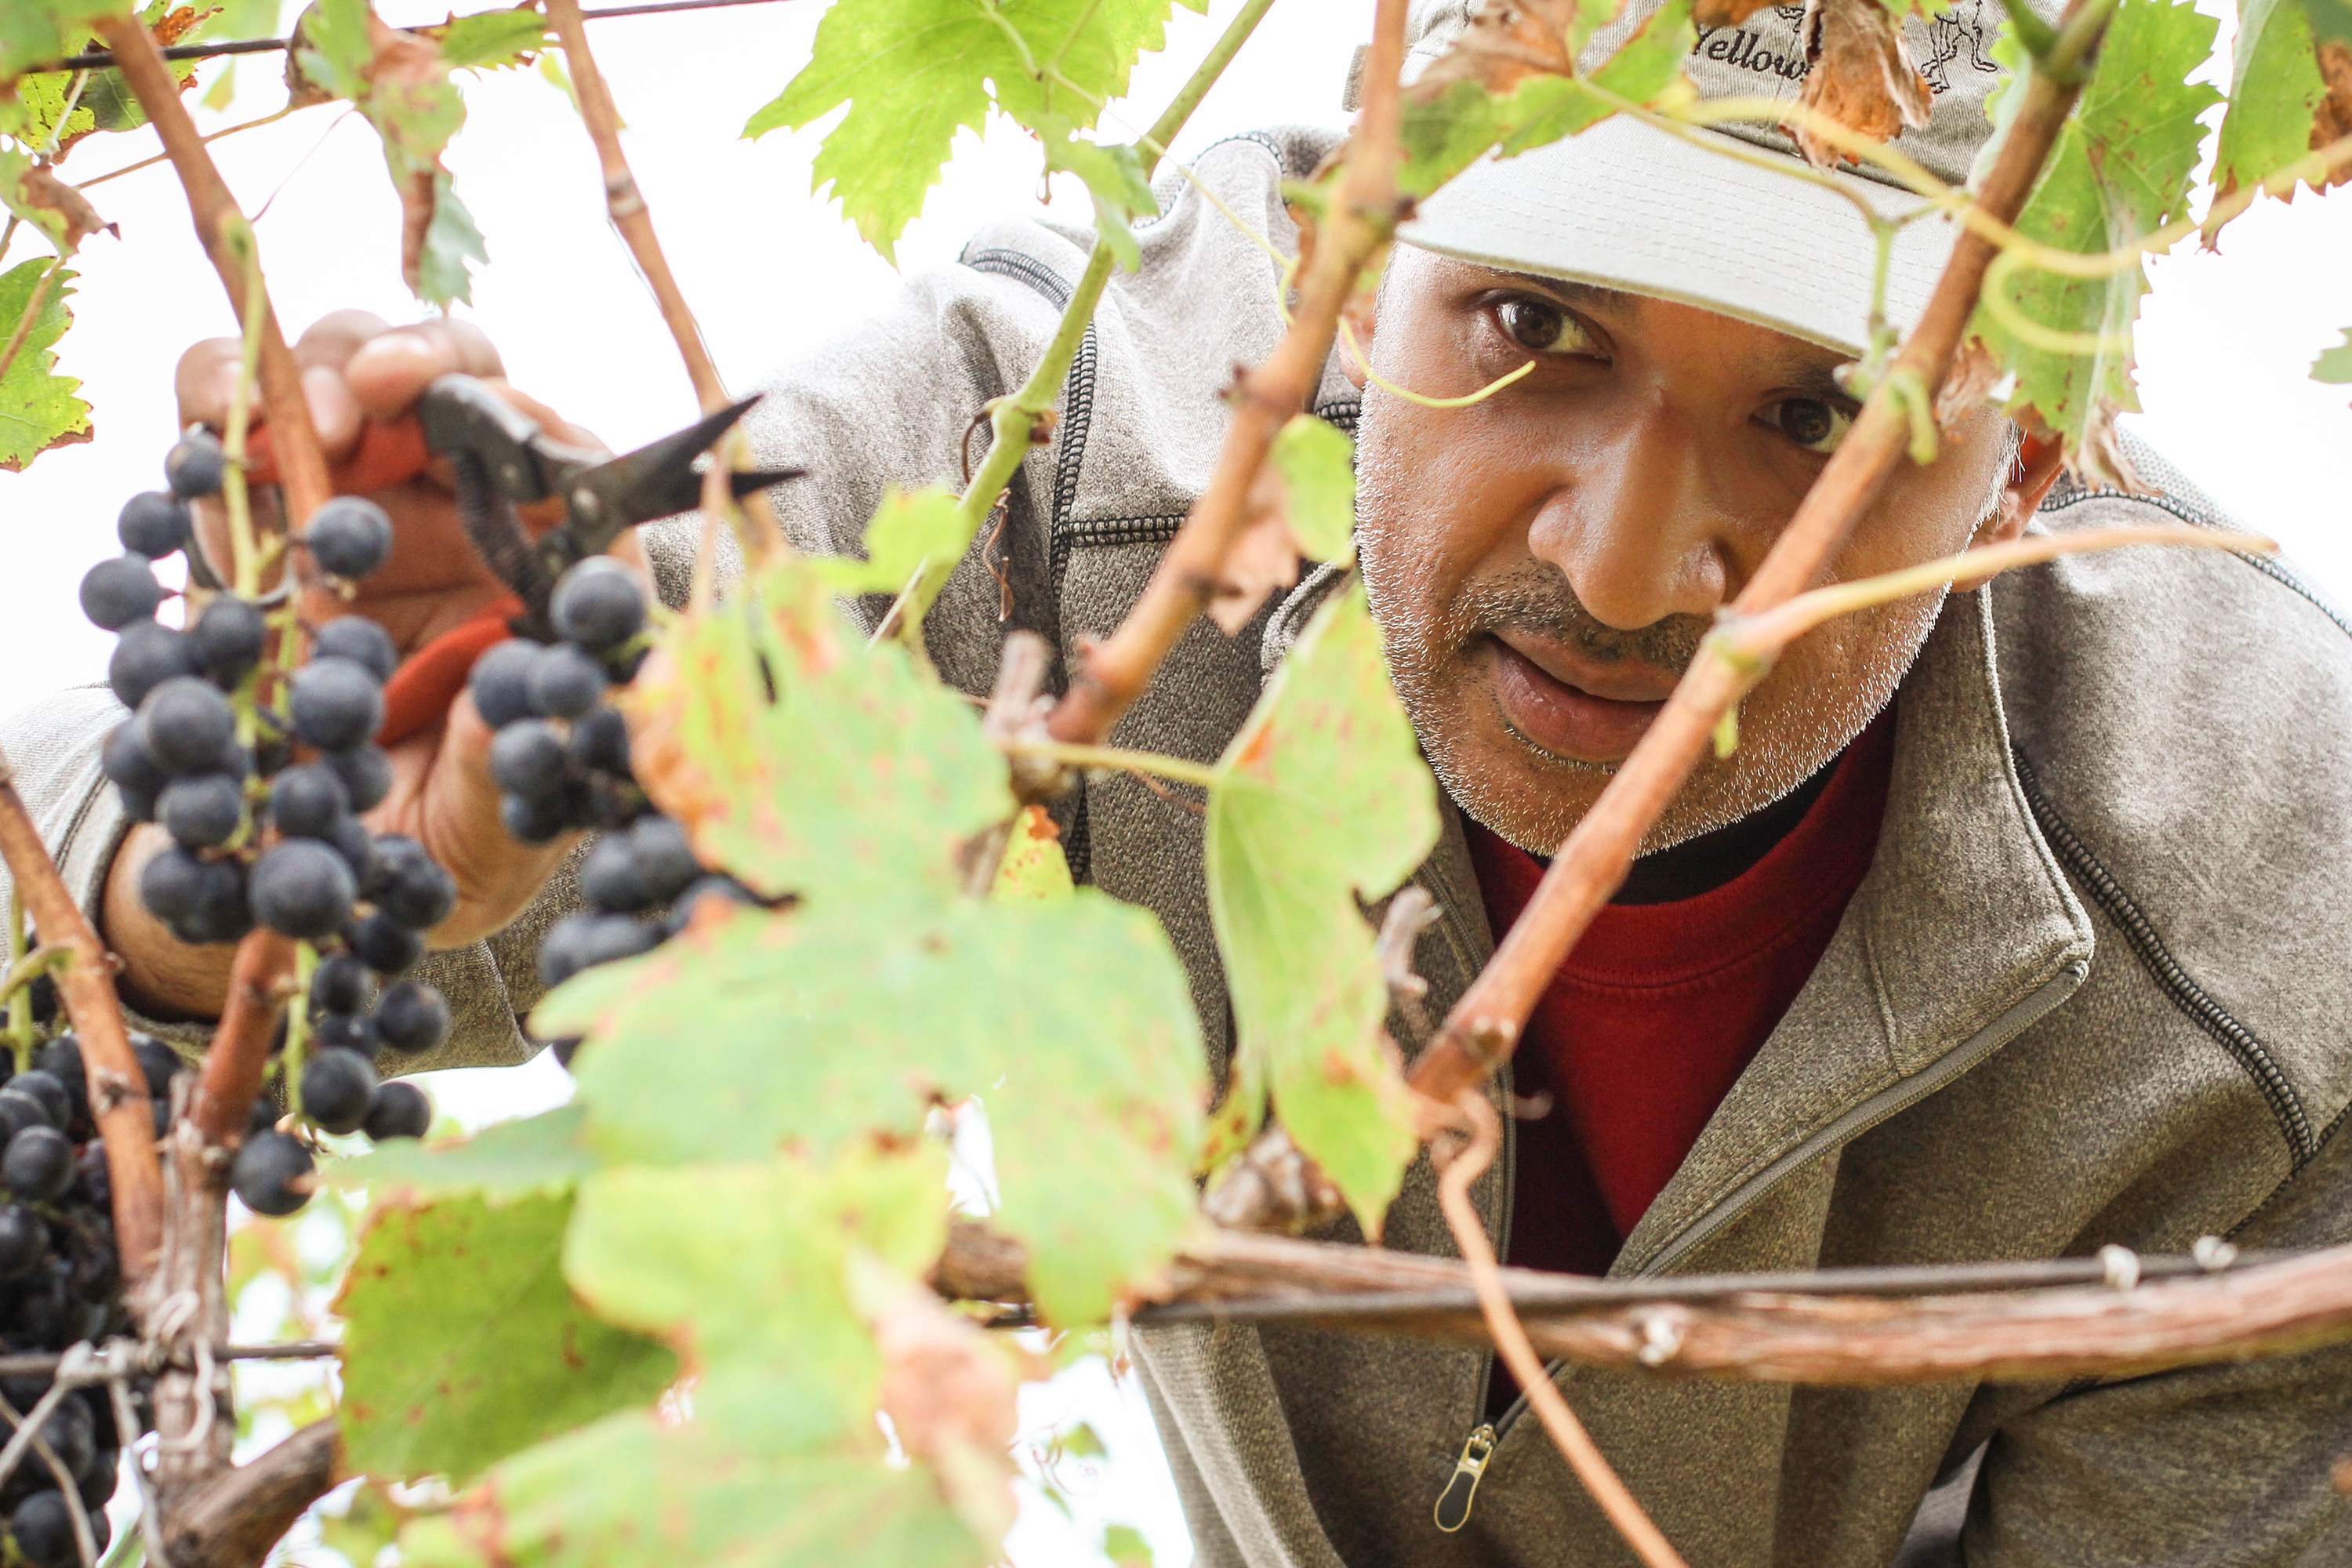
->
[1432,1424,1496,1533]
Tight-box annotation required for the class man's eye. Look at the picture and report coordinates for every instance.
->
[1768,397,1854,455]
[1494,297,1593,355]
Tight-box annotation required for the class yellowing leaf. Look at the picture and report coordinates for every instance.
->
[623,558,1011,906]
[326,1105,599,1204]
[991,804,1075,901]
[334,1192,678,1486]
[399,1391,990,1568]
[433,4,544,70]
[0,258,92,474]
[1793,0,1933,170]
[538,895,1207,1325]
[742,0,1207,260]
[2316,327,2352,385]
[1203,579,1437,1235]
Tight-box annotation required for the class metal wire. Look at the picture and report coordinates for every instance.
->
[34,0,790,74]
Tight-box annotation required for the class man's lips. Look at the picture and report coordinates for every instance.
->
[1484,633,1678,764]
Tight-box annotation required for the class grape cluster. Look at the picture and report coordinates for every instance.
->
[0,984,176,1564]
[470,559,752,1063]
[81,432,447,1220]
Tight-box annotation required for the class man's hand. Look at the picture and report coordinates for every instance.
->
[102,311,648,1021]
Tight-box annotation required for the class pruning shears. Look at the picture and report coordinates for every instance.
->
[241,375,803,746]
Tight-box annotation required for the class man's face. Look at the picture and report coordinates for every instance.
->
[1352,248,2020,856]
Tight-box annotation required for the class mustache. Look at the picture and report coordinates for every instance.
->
[1447,562,1711,674]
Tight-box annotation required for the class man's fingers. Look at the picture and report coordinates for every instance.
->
[172,336,241,429]
[291,309,394,372]
[477,377,605,455]
[345,318,507,419]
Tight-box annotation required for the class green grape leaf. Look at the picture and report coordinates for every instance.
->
[1103,1523,1155,1566]
[325,1105,598,1204]
[564,1145,946,1425]
[2304,0,2352,45]
[0,0,128,80]
[397,1396,988,1568]
[1040,119,1157,270]
[334,1192,677,1486]
[1203,578,1438,1235]
[63,0,212,140]
[2213,0,2328,203]
[0,259,91,474]
[816,484,969,598]
[413,168,488,307]
[1965,0,2220,452]
[1267,413,1356,564]
[433,4,545,70]
[623,558,1011,907]
[992,804,1075,901]
[539,891,1206,1325]
[2316,327,2352,383]
[742,0,1206,260]
[1399,0,1696,198]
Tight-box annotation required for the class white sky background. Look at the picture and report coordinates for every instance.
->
[2,0,2350,1563]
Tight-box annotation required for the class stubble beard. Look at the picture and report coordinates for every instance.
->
[1353,394,1942,858]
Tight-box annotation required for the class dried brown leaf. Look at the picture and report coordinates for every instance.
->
[2318,42,2352,191]
[1207,465,1305,634]
[13,166,115,251]
[1693,0,1784,24]
[1413,0,1582,93]
[1795,0,1933,170]
[1934,338,2003,432]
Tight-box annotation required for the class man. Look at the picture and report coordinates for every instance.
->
[5,0,2348,1562]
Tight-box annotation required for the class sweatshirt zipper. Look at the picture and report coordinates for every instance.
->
[1432,957,2087,1529]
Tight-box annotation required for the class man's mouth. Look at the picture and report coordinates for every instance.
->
[1483,632,1678,766]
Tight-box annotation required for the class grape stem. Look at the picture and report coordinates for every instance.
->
[283,942,316,1127]
[0,763,166,1287]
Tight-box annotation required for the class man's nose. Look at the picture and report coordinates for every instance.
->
[1523,408,1732,632]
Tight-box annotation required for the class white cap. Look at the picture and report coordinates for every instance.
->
[1352,0,2054,355]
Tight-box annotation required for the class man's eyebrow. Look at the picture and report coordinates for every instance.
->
[1493,268,1860,405]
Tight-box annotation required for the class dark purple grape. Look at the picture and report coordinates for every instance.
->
[249,840,357,940]
[190,596,268,685]
[0,1205,44,1279]
[632,816,699,905]
[268,763,350,840]
[373,980,448,1056]
[101,721,166,800]
[3,1127,74,1201]
[165,430,227,499]
[131,1035,183,1097]
[361,1080,431,1141]
[550,557,648,652]
[467,640,540,728]
[347,913,423,976]
[8,1488,75,1567]
[309,953,372,1016]
[7,1073,68,1131]
[528,644,606,720]
[581,834,650,914]
[299,1047,376,1136]
[118,490,191,557]
[302,496,394,580]
[323,745,394,813]
[230,1131,314,1218]
[289,657,383,752]
[32,1039,87,1126]
[137,677,235,776]
[567,704,632,775]
[491,720,568,801]
[499,793,570,845]
[108,621,198,711]
[368,837,455,931]
[158,771,244,851]
[313,616,397,682]
[80,554,162,631]
[312,1010,380,1059]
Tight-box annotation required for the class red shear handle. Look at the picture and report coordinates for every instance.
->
[245,416,431,499]
[378,606,525,748]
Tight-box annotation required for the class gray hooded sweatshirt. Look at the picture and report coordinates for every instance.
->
[5,124,2349,1567]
